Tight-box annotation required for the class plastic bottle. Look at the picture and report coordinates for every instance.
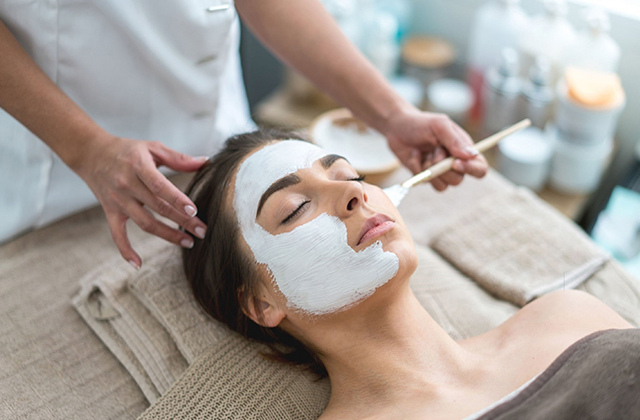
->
[483,48,522,136]
[563,8,620,73]
[321,0,361,47]
[364,12,401,79]
[467,0,529,121]
[521,56,555,130]
[518,0,577,85]
[375,0,411,43]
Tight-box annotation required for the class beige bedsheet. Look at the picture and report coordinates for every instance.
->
[4,168,633,420]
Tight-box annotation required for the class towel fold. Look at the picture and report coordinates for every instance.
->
[71,239,189,403]
[431,188,609,307]
[127,245,230,364]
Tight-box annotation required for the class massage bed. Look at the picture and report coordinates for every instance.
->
[1,168,639,419]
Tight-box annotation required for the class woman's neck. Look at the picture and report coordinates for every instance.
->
[313,287,485,413]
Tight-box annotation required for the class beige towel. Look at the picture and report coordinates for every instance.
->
[71,238,188,403]
[431,188,610,307]
[127,246,230,364]
[137,334,331,420]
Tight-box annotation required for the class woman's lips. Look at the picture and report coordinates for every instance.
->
[357,213,395,246]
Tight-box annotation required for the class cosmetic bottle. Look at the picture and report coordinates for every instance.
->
[521,56,555,130]
[365,12,400,79]
[467,0,529,121]
[518,0,576,84]
[483,48,522,136]
[563,8,620,73]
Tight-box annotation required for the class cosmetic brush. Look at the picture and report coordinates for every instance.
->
[383,119,531,207]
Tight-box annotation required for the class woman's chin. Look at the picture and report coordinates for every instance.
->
[383,234,418,274]
[343,242,418,316]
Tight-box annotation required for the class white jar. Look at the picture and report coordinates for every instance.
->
[555,78,625,145]
[427,78,473,124]
[467,0,529,119]
[549,129,613,194]
[497,127,554,191]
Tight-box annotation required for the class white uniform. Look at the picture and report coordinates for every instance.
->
[0,0,256,243]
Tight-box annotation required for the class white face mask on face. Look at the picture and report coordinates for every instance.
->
[233,140,399,315]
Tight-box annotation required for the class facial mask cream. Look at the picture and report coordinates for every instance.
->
[233,140,399,315]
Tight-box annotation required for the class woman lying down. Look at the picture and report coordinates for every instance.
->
[182,128,639,420]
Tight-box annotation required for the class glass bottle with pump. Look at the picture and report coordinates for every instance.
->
[521,56,555,130]
[483,48,522,136]
[518,0,576,84]
[563,8,620,73]
[467,0,529,121]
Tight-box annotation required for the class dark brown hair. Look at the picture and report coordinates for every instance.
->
[182,127,327,378]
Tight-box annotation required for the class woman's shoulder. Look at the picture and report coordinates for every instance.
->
[493,290,633,371]
[515,290,632,333]
[467,290,631,351]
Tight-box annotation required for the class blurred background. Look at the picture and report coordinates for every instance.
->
[238,0,640,278]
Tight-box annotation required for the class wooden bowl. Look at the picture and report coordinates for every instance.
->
[309,108,401,178]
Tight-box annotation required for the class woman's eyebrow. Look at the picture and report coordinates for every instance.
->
[320,154,348,168]
[257,174,301,217]
[255,154,348,218]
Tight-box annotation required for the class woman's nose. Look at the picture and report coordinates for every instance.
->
[336,181,366,218]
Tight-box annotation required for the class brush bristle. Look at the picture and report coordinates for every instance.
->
[382,184,409,207]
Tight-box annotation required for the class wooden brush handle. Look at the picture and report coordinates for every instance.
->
[401,119,531,189]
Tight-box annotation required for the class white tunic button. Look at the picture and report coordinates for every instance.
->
[197,55,217,65]
[206,4,230,12]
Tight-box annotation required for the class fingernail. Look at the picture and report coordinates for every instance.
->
[185,205,197,217]
[128,260,140,270]
[195,226,206,239]
[465,146,479,156]
[196,156,210,162]
[181,238,194,249]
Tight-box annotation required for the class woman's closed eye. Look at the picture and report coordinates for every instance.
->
[282,200,310,224]
[280,174,366,225]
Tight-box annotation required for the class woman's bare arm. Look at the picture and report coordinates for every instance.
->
[234,0,404,135]
[234,0,488,186]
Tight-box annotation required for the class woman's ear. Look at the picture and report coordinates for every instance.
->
[239,288,286,328]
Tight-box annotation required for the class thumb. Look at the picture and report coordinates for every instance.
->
[151,142,209,172]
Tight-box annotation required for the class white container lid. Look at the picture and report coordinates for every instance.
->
[426,78,473,116]
[498,127,554,164]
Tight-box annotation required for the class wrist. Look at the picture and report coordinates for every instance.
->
[65,129,114,176]
[377,100,417,138]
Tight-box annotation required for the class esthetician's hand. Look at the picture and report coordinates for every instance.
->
[383,106,489,191]
[72,134,209,269]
